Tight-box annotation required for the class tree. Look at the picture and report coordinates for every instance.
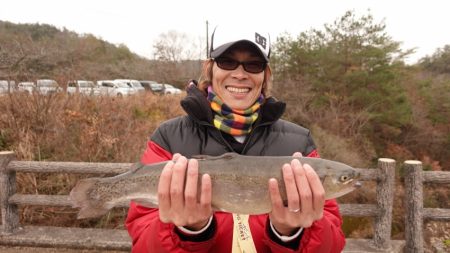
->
[152,30,200,62]
[419,45,450,74]
[272,10,412,138]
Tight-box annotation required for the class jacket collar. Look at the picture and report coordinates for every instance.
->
[180,84,286,126]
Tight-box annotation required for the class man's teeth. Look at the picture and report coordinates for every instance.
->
[227,87,250,93]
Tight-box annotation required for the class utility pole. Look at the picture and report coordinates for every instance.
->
[206,20,209,58]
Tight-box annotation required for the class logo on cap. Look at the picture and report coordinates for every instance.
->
[255,33,266,50]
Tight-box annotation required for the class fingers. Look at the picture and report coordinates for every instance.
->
[158,161,174,222]
[170,156,188,212]
[282,163,300,212]
[158,155,213,228]
[269,157,326,232]
[268,178,284,215]
[292,159,313,215]
[292,152,303,158]
[304,164,325,218]
[172,153,182,161]
[200,174,212,216]
[184,159,199,212]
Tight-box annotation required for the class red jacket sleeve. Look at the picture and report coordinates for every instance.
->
[125,145,345,252]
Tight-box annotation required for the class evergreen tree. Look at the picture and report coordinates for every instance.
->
[272,11,412,138]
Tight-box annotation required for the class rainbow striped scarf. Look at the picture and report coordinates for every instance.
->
[207,86,263,136]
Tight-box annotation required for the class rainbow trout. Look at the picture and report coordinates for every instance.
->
[70,153,360,219]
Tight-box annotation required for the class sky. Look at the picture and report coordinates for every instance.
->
[1,0,449,64]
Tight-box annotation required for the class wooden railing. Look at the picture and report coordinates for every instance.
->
[404,160,450,253]
[340,158,404,252]
[0,151,131,251]
[2,151,445,252]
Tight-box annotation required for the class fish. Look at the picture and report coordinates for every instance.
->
[69,153,361,219]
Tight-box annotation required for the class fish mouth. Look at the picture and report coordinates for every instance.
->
[324,179,363,200]
[343,178,353,185]
[343,179,362,188]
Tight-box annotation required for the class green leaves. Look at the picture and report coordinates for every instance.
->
[272,10,413,131]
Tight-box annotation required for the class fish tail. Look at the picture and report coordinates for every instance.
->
[69,177,109,219]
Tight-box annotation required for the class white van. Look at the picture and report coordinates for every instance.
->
[114,79,145,93]
[67,80,100,96]
[36,79,62,95]
[97,80,136,96]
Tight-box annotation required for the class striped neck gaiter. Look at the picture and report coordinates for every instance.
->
[207,86,263,136]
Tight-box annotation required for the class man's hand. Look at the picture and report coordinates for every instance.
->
[158,154,213,231]
[268,152,325,235]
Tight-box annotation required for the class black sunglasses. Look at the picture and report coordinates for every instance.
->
[214,57,267,74]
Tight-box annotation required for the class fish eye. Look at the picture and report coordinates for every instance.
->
[340,175,349,182]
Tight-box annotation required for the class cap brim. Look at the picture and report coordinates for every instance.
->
[210,40,269,62]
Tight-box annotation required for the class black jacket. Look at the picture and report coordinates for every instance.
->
[151,85,317,158]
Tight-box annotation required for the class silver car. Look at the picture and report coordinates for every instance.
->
[115,79,145,93]
[97,80,136,96]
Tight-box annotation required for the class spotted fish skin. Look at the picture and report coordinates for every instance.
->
[69,153,360,218]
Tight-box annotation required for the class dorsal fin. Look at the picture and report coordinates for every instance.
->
[129,162,144,173]
[191,152,238,161]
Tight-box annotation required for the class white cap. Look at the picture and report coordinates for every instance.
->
[209,25,271,61]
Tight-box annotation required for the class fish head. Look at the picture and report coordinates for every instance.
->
[323,168,361,199]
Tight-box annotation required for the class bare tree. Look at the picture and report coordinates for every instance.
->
[152,30,201,62]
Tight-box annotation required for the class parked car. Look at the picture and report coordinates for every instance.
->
[140,80,164,94]
[0,80,6,94]
[17,82,36,94]
[115,79,145,93]
[36,79,62,95]
[0,80,16,94]
[67,80,100,96]
[97,80,136,97]
[163,84,182,95]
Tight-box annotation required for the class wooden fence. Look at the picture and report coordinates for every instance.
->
[0,151,131,251]
[0,151,447,252]
[404,160,450,253]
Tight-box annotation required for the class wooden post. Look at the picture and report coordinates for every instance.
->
[373,158,396,249]
[404,160,424,253]
[0,151,20,235]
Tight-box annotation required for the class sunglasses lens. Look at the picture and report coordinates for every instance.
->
[243,62,266,73]
[215,58,266,73]
[216,58,239,70]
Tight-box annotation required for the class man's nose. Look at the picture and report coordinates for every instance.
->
[231,64,248,79]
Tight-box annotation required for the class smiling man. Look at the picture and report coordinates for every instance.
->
[126,25,345,253]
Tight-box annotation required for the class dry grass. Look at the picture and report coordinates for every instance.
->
[0,92,185,228]
[1,92,185,162]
